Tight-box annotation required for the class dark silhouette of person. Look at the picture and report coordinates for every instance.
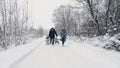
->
[49,28,58,45]
[60,29,67,46]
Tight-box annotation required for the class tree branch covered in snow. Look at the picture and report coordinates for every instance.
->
[0,0,30,51]
[53,0,120,37]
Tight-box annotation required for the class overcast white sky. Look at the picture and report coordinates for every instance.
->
[30,0,72,30]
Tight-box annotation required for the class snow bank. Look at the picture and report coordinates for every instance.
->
[0,38,41,68]
[70,34,120,51]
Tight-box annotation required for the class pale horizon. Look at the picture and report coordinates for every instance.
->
[30,0,72,30]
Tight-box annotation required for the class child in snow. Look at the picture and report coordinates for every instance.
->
[60,29,67,46]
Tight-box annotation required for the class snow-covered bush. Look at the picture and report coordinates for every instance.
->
[103,34,120,51]
[87,34,120,51]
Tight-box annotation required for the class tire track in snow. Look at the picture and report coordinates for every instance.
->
[9,38,43,68]
[8,37,120,68]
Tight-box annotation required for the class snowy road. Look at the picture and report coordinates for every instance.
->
[7,37,120,68]
[1,37,120,68]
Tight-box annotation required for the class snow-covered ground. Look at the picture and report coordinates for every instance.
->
[0,37,120,68]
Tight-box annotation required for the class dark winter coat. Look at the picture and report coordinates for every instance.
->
[49,28,58,38]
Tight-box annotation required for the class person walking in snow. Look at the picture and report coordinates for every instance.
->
[60,29,67,46]
[49,28,58,45]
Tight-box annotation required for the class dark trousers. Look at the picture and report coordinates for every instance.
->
[50,38,54,45]
[61,37,66,46]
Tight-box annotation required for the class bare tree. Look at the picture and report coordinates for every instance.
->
[0,0,30,50]
[75,0,120,36]
[53,5,80,36]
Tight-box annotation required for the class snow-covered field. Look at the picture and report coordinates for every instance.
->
[0,37,120,68]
